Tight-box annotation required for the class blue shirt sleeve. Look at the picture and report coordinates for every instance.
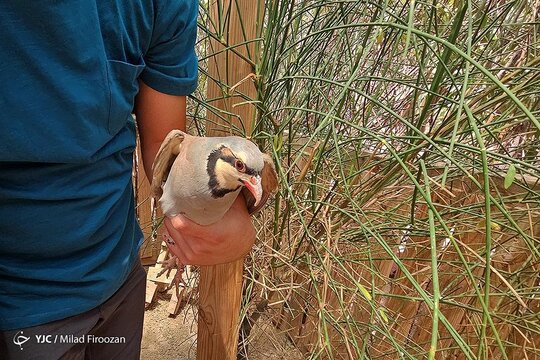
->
[140,0,198,95]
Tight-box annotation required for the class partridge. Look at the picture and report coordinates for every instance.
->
[151,129,278,223]
[150,130,278,291]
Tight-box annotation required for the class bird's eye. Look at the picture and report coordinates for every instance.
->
[235,160,246,172]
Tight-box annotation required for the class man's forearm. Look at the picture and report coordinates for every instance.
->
[134,80,187,181]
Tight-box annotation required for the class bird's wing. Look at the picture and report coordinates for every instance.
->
[151,130,186,198]
[244,153,279,214]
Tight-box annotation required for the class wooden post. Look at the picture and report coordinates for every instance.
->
[197,0,261,359]
[197,259,245,358]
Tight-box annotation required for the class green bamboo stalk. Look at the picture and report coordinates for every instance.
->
[420,160,441,360]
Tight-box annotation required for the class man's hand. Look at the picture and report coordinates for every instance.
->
[163,194,255,266]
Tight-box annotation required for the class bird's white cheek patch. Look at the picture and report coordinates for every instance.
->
[215,159,235,187]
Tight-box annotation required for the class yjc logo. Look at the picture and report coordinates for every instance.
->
[13,330,30,350]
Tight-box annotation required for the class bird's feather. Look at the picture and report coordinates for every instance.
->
[151,130,185,198]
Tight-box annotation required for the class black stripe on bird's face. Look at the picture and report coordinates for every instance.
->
[207,146,257,198]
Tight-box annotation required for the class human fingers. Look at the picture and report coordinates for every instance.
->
[167,214,216,239]
[168,207,246,246]
[230,192,250,213]
[164,218,194,264]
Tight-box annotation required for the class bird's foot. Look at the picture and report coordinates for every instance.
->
[158,256,186,299]
[157,255,177,277]
[171,262,186,299]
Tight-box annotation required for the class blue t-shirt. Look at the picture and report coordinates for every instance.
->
[0,0,198,330]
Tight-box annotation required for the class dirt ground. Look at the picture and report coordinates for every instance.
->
[141,291,304,360]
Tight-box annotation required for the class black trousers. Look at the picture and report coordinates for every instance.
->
[0,261,146,360]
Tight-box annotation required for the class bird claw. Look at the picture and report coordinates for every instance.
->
[157,256,186,299]
[172,264,186,300]
[157,256,177,277]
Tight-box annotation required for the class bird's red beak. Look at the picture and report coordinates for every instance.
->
[242,175,262,206]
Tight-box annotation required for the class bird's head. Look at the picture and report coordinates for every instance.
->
[207,140,265,205]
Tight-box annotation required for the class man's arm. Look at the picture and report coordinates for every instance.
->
[135,80,186,181]
[134,81,255,266]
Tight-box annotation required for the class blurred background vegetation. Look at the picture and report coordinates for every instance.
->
[181,0,539,358]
